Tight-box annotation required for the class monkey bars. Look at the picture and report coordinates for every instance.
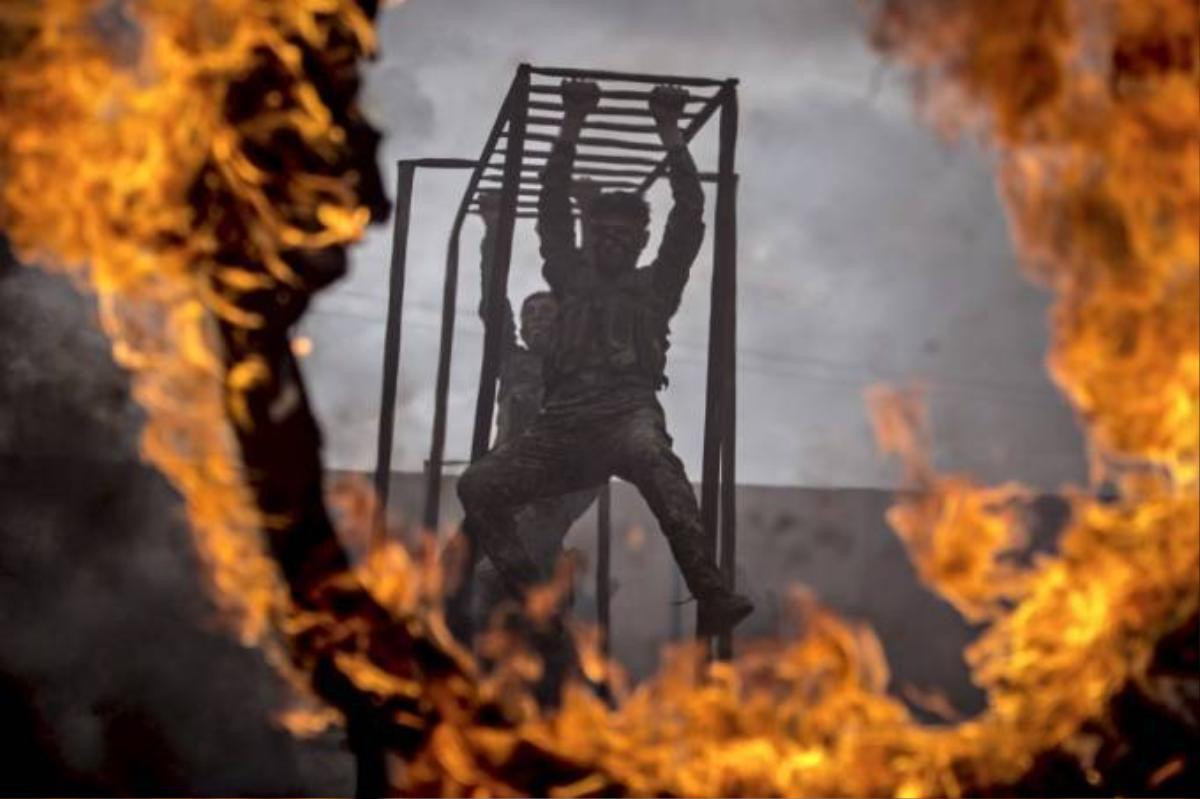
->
[373,64,740,658]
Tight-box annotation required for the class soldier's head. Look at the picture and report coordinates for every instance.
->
[588,191,650,277]
[520,290,558,355]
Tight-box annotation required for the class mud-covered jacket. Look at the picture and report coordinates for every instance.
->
[478,221,543,444]
[536,140,705,395]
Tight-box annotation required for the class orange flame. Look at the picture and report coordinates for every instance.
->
[0,0,376,715]
[1,0,1196,795]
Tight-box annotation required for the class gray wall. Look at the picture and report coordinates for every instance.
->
[374,469,1066,714]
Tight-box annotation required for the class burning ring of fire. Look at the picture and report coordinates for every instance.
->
[1,0,1196,796]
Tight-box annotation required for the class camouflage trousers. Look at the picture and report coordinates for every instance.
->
[454,384,726,615]
[471,486,599,630]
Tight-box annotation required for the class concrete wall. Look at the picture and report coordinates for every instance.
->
[368,469,1068,715]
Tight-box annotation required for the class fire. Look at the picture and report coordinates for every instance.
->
[0,0,379,706]
[291,334,313,357]
[1,0,1196,796]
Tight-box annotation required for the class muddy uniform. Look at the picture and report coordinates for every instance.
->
[469,221,598,627]
[458,138,728,606]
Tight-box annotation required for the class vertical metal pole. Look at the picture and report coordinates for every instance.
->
[423,226,462,531]
[421,105,519,531]
[669,566,684,641]
[373,161,415,542]
[432,66,528,638]
[715,84,739,661]
[596,480,612,658]
[695,84,734,646]
[471,65,530,461]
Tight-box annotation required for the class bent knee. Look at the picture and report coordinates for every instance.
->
[622,441,682,481]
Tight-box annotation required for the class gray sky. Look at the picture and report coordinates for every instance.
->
[299,0,1087,490]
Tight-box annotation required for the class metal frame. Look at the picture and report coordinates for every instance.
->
[372,64,740,658]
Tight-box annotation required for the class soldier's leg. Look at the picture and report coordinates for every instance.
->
[456,423,603,601]
[457,424,607,705]
[471,560,515,629]
[470,491,598,629]
[472,498,587,637]
[508,486,602,618]
[446,439,549,641]
[609,404,724,598]
[611,402,753,635]
[516,487,600,567]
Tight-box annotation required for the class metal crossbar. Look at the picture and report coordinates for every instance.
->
[373,64,741,660]
[528,100,694,118]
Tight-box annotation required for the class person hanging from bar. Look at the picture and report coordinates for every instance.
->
[456,79,753,641]
[454,188,601,637]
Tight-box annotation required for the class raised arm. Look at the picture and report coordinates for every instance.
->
[537,80,597,295]
[476,190,519,355]
[647,86,705,316]
[571,178,602,254]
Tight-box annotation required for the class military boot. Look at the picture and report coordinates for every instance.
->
[696,591,754,637]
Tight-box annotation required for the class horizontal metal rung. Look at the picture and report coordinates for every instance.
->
[482,164,549,175]
[477,174,535,184]
[526,101,697,119]
[471,186,541,197]
[568,179,643,190]
[398,157,479,169]
[478,174,644,190]
[470,198,540,207]
[468,205,573,213]
[483,163,653,180]
[526,115,661,134]
[528,66,728,88]
[572,165,654,179]
[467,207,577,220]
[512,132,666,152]
[528,85,711,103]
[495,149,661,167]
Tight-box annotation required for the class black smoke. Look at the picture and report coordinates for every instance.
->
[0,259,353,796]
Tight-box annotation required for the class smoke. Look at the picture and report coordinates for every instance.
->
[0,264,353,795]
